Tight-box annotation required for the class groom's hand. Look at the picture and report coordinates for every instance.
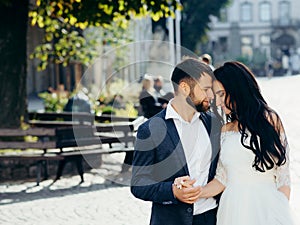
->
[173,176,201,204]
[173,176,194,189]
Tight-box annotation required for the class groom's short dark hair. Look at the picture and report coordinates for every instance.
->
[171,58,214,92]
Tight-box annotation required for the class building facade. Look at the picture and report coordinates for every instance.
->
[207,0,300,75]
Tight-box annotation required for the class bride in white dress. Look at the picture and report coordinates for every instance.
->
[198,61,296,225]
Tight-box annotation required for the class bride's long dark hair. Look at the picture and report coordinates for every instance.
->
[214,61,287,172]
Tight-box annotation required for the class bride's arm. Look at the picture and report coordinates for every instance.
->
[267,112,291,200]
[199,178,225,198]
[278,185,290,200]
[274,116,291,200]
[276,140,291,200]
[199,154,227,198]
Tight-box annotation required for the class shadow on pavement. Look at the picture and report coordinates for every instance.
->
[0,169,132,206]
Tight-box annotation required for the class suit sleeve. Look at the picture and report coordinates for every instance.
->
[130,123,178,205]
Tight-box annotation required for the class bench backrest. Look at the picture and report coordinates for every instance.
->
[29,112,137,124]
[29,112,94,125]
[0,128,57,150]
[0,124,136,151]
[0,112,141,151]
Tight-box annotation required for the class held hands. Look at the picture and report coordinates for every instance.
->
[172,176,204,204]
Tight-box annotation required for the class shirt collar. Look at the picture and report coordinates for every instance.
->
[165,99,200,124]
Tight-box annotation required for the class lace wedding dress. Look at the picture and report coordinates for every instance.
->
[215,131,296,225]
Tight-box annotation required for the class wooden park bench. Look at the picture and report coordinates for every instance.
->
[28,111,137,124]
[0,128,63,185]
[29,111,141,171]
[0,113,141,185]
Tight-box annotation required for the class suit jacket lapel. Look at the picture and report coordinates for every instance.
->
[200,112,211,135]
[160,110,189,175]
[200,112,221,182]
[200,112,214,161]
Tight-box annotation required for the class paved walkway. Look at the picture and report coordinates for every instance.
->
[0,151,299,225]
[0,154,151,225]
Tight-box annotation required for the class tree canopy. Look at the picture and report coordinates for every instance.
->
[29,0,181,70]
[180,0,229,52]
[0,0,230,128]
[29,0,230,69]
[0,0,180,128]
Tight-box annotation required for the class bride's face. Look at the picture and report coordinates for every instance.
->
[213,80,231,115]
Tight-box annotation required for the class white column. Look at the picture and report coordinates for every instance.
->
[168,16,176,66]
[175,2,181,64]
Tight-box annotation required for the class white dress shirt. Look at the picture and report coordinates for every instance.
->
[165,101,217,215]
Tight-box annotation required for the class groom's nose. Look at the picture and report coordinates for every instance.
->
[206,88,214,100]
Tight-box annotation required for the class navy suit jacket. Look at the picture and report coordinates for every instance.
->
[131,109,222,225]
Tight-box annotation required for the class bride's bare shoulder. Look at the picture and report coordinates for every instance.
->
[221,121,239,132]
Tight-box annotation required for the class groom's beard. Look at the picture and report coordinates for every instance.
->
[186,96,209,112]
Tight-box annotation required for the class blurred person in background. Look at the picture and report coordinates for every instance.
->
[200,53,215,71]
[154,75,166,98]
[139,74,166,119]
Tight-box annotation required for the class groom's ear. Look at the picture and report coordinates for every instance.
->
[178,81,191,96]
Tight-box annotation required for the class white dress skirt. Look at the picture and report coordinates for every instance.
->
[215,131,297,225]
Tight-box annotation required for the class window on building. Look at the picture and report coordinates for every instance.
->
[279,1,290,25]
[240,2,252,22]
[219,37,228,52]
[260,34,271,58]
[219,8,228,22]
[259,2,271,22]
[241,36,253,58]
[260,34,270,45]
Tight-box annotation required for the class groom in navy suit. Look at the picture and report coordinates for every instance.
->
[131,58,222,225]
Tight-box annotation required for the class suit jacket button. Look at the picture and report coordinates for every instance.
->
[187,208,192,213]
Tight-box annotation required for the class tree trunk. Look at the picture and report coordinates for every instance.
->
[0,0,28,128]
